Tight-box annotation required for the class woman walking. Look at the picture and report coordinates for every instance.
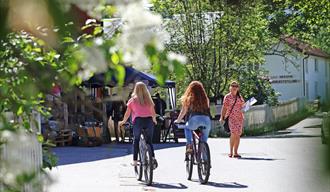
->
[119,82,158,166]
[175,81,211,153]
[220,81,245,158]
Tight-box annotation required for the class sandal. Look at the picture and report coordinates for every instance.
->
[233,154,241,158]
[186,144,193,154]
[228,154,233,158]
[152,158,158,170]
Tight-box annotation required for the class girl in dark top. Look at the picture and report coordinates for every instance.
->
[175,81,211,153]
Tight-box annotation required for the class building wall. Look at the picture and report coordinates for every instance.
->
[304,56,330,102]
[263,43,330,103]
[264,44,304,101]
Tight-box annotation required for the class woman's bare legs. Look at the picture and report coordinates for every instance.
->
[233,134,241,157]
[229,134,235,157]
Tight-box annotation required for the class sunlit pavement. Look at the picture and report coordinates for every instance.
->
[47,118,330,192]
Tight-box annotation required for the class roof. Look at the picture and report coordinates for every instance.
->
[82,66,176,88]
[282,37,330,58]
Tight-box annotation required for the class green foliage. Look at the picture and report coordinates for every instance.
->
[0,31,72,130]
[265,0,330,53]
[153,0,278,104]
[153,0,329,104]
[0,1,186,190]
[42,140,58,170]
[238,69,279,106]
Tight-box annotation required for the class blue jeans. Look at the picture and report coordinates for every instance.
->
[184,115,211,144]
[132,117,155,161]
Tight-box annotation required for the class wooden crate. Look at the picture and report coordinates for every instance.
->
[55,129,72,146]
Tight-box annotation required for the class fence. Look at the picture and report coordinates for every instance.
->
[212,97,306,133]
[244,97,303,129]
[1,111,43,192]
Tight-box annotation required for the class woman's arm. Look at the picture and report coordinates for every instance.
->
[241,96,246,108]
[220,105,227,123]
[151,105,157,124]
[175,105,188,122]
[119,107,131,126]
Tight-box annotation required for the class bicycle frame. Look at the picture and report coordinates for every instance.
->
[191,130,202,163]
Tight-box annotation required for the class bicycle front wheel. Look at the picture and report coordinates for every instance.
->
[185,152,193,180]
[197,142,211,184]
[134,151,143,181]
[143,145,153,186]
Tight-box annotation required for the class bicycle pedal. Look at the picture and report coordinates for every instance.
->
[152,159,158,170]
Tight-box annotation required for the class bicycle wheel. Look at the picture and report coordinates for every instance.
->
[134,151,143,181]
[197,142,211,184]
[185,152,194,180]
[143,145,153,186]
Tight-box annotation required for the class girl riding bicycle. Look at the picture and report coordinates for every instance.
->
[119,82,158,166]
[175,81,211,154]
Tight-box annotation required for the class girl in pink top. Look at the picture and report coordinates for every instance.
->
[119,82,157,166]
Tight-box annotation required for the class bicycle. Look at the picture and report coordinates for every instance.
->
[134,127,156,186]
[175,122,211,184]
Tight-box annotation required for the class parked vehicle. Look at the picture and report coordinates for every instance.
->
[321,112,329,144]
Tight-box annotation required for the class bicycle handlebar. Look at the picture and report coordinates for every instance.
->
[174,121,186,129]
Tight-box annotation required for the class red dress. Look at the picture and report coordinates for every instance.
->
[223,93,244,135]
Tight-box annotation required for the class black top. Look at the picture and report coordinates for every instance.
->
[186,107,211,120]
[107,100,126,121]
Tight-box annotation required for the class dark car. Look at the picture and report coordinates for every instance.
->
[321,112,329,144]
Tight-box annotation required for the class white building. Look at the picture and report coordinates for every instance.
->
[264,37,330,103]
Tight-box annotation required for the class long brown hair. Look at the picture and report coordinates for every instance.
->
[131,82,154,106]
[180,81,209,113]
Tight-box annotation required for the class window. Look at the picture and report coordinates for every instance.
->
[314,58,318,72]
[314,81,318,99]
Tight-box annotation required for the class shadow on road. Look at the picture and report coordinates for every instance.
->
[53,142,185,166]
[237,157,283,161]
[206,181,248,188]
[190,179,248,188]
[144,182,188,189]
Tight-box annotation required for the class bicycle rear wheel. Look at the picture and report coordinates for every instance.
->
[143,145,153,186]
[197,142,211,184]
[185,152,193,180]
[134,151,143,181]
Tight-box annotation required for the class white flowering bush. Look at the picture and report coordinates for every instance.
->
[0,0,186,191]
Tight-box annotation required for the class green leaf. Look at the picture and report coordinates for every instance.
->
[62,37,75,43]
[111,53,120,65]
[115,65,126,86]
[17,106,23,115]
[93,26,103,36]
[37,134,44,143]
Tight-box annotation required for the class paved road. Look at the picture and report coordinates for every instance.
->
[47,118,330,192]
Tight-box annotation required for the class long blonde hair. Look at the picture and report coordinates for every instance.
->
[131,82,154,106]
